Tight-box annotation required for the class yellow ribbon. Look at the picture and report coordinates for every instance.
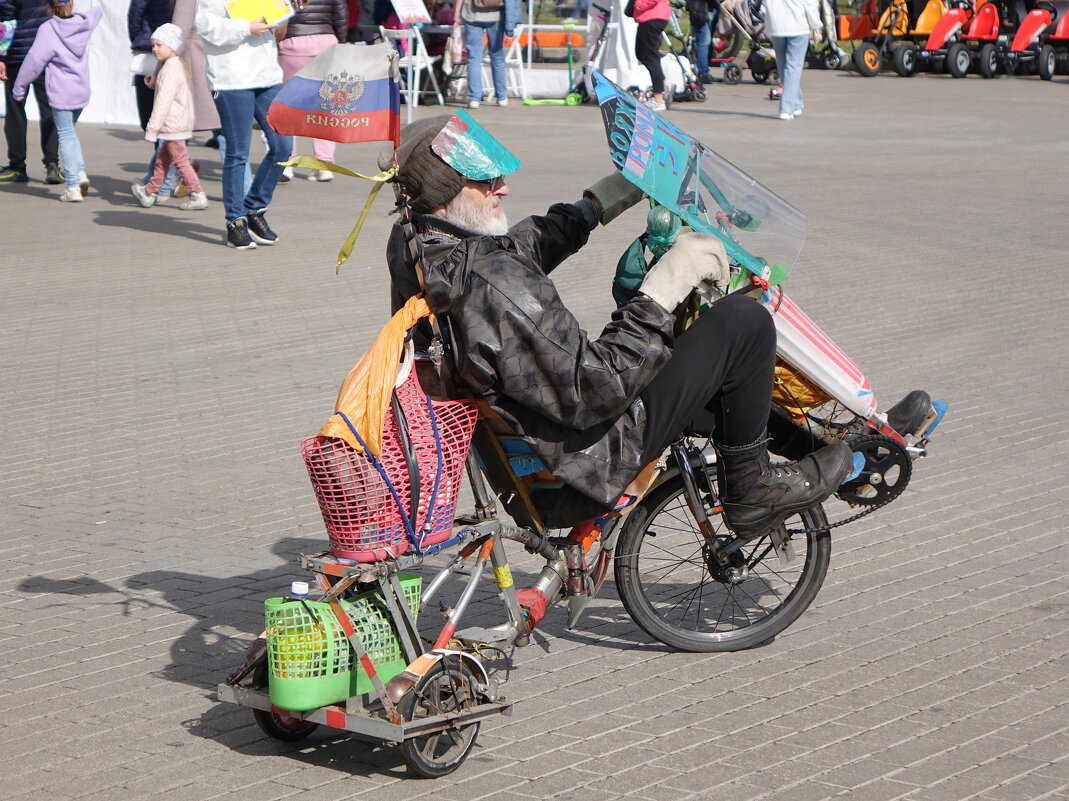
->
[280,157,397,273]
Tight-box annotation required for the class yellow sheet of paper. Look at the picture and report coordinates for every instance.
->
[224,0,293,25]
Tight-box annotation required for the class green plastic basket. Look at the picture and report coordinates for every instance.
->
[265,574,422,711]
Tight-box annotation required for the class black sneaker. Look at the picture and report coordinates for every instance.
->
[0,164,28,183]
[246,211,278,245]
[226,217,257,250]
[45,163,64,184]
[699,72,715,84]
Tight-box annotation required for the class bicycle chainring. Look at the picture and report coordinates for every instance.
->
[835,434,913,507]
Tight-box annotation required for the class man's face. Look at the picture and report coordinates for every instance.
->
[442,177,510,236]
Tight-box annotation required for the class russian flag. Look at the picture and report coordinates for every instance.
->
[267,42,401,146]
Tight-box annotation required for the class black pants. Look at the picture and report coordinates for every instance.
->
[3,62,57,173]
[635,19,668,94]
[639,293,776,461]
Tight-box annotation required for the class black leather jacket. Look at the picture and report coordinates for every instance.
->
[391,201,675,527]
[284,0,347,41]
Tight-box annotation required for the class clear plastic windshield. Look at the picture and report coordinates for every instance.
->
[592,71,806,285]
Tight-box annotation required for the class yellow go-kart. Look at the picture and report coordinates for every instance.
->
[852,0,949,75]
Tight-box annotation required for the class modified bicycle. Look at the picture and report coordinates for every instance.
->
[218,73,945,778]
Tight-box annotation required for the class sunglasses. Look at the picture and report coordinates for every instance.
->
[469,176,506,192]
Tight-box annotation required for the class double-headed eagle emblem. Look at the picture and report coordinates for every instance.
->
[318,70,366,115]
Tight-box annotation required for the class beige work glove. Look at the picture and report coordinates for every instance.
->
[584,172,646,225]
[638,231,731,312]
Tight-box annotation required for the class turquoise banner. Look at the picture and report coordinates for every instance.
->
[592,72,806,287]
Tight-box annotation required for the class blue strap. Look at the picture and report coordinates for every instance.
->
[334,410,417,542]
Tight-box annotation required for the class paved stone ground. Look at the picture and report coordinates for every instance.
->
[2,67,1069,801]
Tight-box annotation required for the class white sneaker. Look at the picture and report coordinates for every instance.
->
[778,112,794,120]
[59,186,82,202]
[78,170,89,197]
[308,169,334,182]
[180,191,209,210]
[649,100,667,112]
[496,98,509,106]
[468,99,481,109]
[280,166,294,183]
[131,181,156,207]
[792,107,803,117]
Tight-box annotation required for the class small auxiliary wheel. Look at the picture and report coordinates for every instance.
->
[251,662,320,742]
[723,64,743,84]
[399,657,482,778]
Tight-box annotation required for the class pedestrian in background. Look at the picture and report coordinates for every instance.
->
[632,0,671,111]
[128,0,175,131]
[765,0,818,119]
[195,0,295,250]
[686,0,718,84]
[131,23,208,210]
[460,0,521,108]
[11,0,100,201]
[0,0,61,185]
[277,0,347,182]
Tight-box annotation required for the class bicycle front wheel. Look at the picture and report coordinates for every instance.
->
[614,474,831,652]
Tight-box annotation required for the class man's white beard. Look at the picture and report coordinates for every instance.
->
[444,191,510,235]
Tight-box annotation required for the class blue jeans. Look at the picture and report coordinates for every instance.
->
[212,85,291,221]
[464,21,507,102]
[53,108,83,189]
[772,35,808,116]
[692,11,719,77]
[216,132,254,197]
[144,140,176,198]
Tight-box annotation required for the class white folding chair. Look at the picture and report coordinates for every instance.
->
[379,26,444,121]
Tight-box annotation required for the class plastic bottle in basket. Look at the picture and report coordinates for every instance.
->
[275,582,325,680]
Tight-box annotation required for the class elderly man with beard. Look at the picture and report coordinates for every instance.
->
[384,114,853,547]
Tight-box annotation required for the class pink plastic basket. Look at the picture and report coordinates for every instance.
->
[302,370,479,562]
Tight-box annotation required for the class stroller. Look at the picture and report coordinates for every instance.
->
[806,0,849,69]
[716,0,780,84]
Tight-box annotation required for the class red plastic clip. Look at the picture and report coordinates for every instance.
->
[750,275,770,290]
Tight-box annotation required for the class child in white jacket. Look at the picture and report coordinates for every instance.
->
[131,23,208,210]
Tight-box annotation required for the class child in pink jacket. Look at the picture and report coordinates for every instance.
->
[131,23,208,210]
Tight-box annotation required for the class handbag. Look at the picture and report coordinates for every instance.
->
[472,0,505,8]
[129,52,156,76]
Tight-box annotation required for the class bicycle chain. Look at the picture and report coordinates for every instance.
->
[785,494,894,535]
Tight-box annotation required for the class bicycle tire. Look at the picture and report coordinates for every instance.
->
[614,474,831,652]
[399,658,480,778]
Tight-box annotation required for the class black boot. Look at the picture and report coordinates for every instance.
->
[716,437,854,538]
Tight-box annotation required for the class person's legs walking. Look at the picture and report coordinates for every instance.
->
[774,34,806,118]
[213,88,255,221]
[464,23,486,105]
[783,34,807,114]
[29,74,60,179]
[212,88,258,248]
[243,84,291,244]
[1,67,29,180]
[52,109,83,202]
[146,141,175,194]
[635,20,668,105]
[53,109,83,188]
[772,36,792,118]
[487,19,508,102]
[694,17,712,80]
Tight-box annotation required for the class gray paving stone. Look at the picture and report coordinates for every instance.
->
[4,68,1069,801]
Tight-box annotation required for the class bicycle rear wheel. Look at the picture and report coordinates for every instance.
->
[614,474,831,652]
